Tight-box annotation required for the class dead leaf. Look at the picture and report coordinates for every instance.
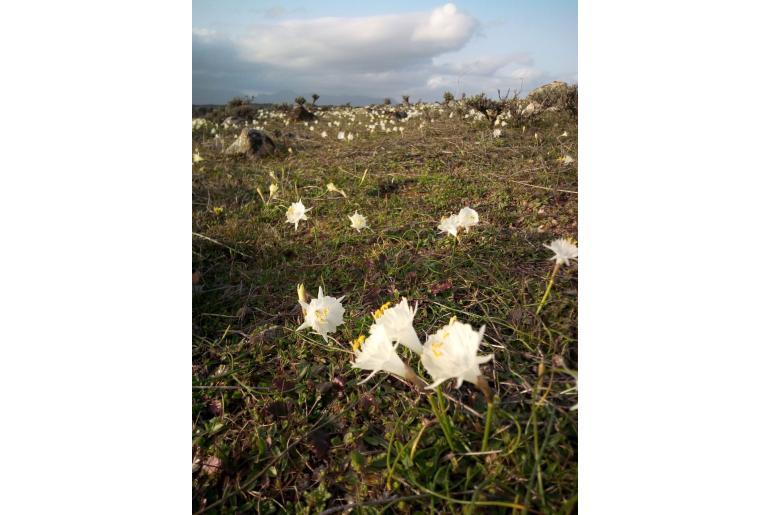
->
[430,279,453,295]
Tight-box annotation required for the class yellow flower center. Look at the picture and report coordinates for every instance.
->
[431,341,444,358]
[351,335,365,352]
[372,301,392,320]
[315,308,329,322]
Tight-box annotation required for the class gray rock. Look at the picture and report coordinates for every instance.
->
[224,128,276,158]
[521,101,543,117]
[528,81,569,98]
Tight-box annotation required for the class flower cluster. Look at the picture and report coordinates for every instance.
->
[438,207,479,239]
[295,287,494,398]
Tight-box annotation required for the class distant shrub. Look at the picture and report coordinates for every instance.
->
[443,91,455,104]
[227,96,253,108]
[294,96,307,106]
[466,89,519,127]
[383,98,391,105]
[401,95,410,105]
[311,93,320,105]
[277,102,292,113]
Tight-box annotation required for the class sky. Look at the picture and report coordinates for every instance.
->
[192,0,577,105]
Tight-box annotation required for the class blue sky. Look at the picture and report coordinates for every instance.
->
[193,1,576,104]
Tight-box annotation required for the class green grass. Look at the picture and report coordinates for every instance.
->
[193,104,578,514]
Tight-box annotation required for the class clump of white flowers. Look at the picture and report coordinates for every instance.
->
[297,284,345,341]
[285,200,310,230]
[492,128,502,138]
[438,207,480,239]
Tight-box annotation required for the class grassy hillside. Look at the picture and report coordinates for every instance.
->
[192,101,578,514]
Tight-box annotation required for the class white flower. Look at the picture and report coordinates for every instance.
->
[438,214,461,239]
[297,286,345,341]
[421,318,493,389]
[327,182,347,198]
[348,211,368,232]
[337,131,346,140]
[371,298,422,354]
[544,238,578,266]
[457,207,479,230]
[352,324,409,384]
[560,155,574,165]
[285,200,310,230]
[321,130,328,138]
[193,150,204,163]
[269,183,279,197]
[492,128,502,138]
[347,132,354,141]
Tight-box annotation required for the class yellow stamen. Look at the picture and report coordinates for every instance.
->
[315,308,329,322]
[351,335,365,352]
[372,301,392,319]
[431,342,444,357]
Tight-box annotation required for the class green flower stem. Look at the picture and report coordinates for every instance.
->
[429,388,456,452]
[536,262,561,314]
[481,400,494,452]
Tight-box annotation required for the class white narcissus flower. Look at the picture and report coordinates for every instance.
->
[370,298,422,355]
[193,150,204,163]
[560,155,574,164]
[347,132,354,141]
[457,207,479,230]
[297,286,345,341]
[544,238,578,266]
[337,131,346,140]
[438,214,461,239]
[285,200,310,230]
[327,182,347,198]
[321,130,328,138]
[348,211,368,232]
[492,128,502,138]
[421,317,493,389]
[352,324,410,384]
[269,183,279,197]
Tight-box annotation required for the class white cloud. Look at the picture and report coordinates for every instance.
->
[234,3,478,72]
[192,3,573,103]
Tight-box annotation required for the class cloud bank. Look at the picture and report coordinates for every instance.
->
[193,4,565,104]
